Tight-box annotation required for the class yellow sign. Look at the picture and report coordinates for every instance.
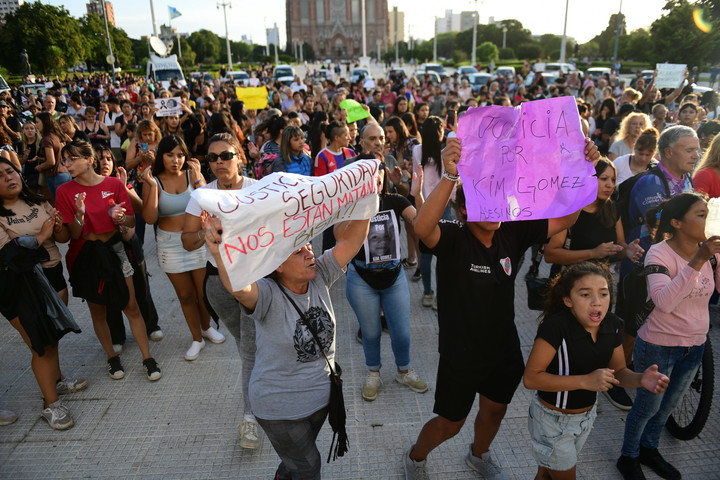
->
[235,86,268,110]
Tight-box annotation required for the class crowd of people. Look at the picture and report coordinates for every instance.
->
[0,60,718,480]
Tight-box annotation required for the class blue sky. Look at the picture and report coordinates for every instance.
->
[42,0,673,46]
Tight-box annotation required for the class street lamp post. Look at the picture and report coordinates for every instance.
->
[502,25,507,49]
[217,1,233,70]
[559,0,569,63]
[471,11,477,67]
[433,17,437,63]
[99,0,115,70]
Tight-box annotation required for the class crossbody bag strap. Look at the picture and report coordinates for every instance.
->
[274,280,337,377]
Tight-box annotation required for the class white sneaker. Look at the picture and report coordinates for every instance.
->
[239,418,262,449]
[184,340,205,361]
[0,409,17,426]
[112,344,123,354]
[149,330,164,341]
[202,326,226,344]
[422,293,434,308]
[362,371,383,401]
[465,445,507,480]
[395,368,428,393]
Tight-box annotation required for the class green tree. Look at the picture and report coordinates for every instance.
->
[187,29,221,63]
[476,42,499,63]
[650,0,720,67]
[620,28,652,62]
[175,37,196,68]
[516,42,542,60]
[0,3,87,73]
[231,41,253,62]
[498,47,515,60]
[578,41,600,60]
[79,14,134,69]
[590,13,627,57]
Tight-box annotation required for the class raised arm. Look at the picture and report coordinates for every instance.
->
[205,215,259,311]
[413,137,459,249]
[331,218,371,269]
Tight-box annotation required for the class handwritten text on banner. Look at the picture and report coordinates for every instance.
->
[191,159,380,290]
[456,97,597,222]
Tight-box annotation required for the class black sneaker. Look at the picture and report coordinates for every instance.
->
[604,386,633,410]
[617,455,647,480]
[143,357,162,381]
[107,355,125,380]
[638,447,681,480]
[411,269,422,282]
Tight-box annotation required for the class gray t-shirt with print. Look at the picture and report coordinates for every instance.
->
[243,250,344,421]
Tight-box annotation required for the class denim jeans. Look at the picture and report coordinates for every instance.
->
[621,336,705,458]
[46,172,72,199]
[205,273,256,416]
[346,263,411,370]
[257,406,328,480]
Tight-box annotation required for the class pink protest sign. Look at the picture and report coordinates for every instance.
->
[456,97,597,222]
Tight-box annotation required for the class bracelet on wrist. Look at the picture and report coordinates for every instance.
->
[442,170,460,182]
[193,179,203,186]
[74,215,83,226]
[197,230,205,242]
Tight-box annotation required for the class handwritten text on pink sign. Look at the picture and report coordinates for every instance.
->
[457,97,597,222]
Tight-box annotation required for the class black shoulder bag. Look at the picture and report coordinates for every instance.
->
[275,282,349,462]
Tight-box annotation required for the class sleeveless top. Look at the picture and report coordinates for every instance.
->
[155,171,193,218]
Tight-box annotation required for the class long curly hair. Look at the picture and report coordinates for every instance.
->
[540,262,614,322]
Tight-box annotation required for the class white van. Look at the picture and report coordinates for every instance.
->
[147,54,186,89]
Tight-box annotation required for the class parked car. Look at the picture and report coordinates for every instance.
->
[414,70,441,84]
[225,71,250,86]
[350,68,372,84]
[495,66,516,80]
[273,65,295,85]
[585,67,611,81]
[458,66,478,76]
[468,72,493,94]
[421,62,446,78]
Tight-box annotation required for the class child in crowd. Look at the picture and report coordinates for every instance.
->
[523,262,669,480]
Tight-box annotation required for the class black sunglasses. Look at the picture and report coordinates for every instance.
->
[206,151,237,162]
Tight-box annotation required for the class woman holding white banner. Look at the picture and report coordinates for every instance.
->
[181,133,261,449]
[203,208,371,480]
[347,161,428,402]
[141,134,223,362]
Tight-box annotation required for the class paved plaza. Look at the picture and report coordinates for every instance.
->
[0,231,719,480]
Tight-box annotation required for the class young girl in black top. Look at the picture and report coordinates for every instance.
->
[523,262,669,480]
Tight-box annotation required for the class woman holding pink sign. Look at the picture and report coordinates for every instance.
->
[403,135,600,480]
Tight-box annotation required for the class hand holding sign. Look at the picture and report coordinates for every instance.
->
[456,97,597,222]
[191,159,380,290]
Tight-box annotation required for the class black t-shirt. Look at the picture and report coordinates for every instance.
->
[422,219,548,363]
[536,309,623,409]
[353,193,411,265]
[570,210,617,252]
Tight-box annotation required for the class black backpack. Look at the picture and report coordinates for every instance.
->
[623,256,717,334]
[615,165,670,236]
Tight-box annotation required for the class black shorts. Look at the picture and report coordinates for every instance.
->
[43,263,67,293]
[433,351,525,422]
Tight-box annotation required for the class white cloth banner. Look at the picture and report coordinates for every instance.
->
[655,63,686,89]
[191,159,380,290]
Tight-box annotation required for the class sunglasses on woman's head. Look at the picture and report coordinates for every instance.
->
[206,151,236,162]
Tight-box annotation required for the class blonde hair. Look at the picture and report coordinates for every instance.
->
[695,134,720,172]
[622,87,641,103]
[20,120,41,150]
[616,112,651,143]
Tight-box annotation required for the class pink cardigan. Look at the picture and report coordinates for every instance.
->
[640,241,719,347]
